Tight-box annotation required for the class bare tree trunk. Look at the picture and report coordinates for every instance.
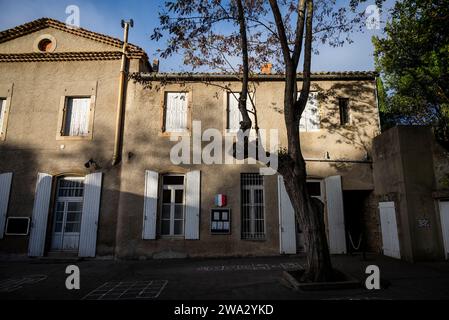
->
[271,0,334,282]
[236,0,252,131]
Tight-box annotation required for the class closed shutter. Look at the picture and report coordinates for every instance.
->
[185,170,201,240]
[0,172,13,239]
[228,92,255,132]
[143,170,159,240]
[78,172,102,257]
[300,92,320,132]
[0,99,5,134]
[228,93,241,131]
[28,173,52,257]
[165,92,188,132]
[307,92,320,131]
[325,175,347,254]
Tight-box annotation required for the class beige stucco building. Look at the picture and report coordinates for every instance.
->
[0,18,389,260]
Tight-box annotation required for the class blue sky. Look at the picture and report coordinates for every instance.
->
[0,0,395,72]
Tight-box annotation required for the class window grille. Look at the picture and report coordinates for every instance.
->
[241,173,265,240]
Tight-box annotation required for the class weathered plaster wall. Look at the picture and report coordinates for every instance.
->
[373,126,445,261]
[0,57,132,256]
[115,78,380,258]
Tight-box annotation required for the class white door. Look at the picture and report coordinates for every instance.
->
[379,201,401,259]
[278,176,297,254]
[51,177,84,251]
[439,201,449,259]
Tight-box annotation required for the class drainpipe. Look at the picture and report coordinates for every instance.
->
[112,19,133,166]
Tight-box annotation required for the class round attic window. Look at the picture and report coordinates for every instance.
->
[37,38,53,52]
[34,34,57,53]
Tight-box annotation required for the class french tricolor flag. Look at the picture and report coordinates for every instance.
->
[215,194,227,207]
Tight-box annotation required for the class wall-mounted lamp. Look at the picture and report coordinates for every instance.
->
[84,158,99,170]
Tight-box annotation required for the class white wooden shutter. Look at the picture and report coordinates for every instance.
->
[307,92,320,131]
[228,93,241,131]
[228,92,255,132]
[28,173,52,257]
[165,93,188,132]
[277,176,297,254]
[299,92,320,132]
[325,175,347,254]
[78,172,102,257]
[379,201,401,259]
[0,99,5,133]
[143,170,159,240]
[185,170,201,240]
[0,172,13,239]
[438,201,449,259]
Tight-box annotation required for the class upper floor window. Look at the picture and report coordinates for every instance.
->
[161,175,185,237]
[227,92,255,132]
[62,97,91,137]
[338,98,350,125]
[164,92,188,133]
[0,98,5,135]
[300,92,320,132]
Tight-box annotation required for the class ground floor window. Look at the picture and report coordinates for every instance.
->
[241,173,265,240]
[161,175,185,237]
[51,177,84,251]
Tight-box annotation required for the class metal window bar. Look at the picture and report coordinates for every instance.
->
[241,173,265,240]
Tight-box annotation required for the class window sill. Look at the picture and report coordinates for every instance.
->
[159,131,191,138]
[159,235,185,240]
[56,135,93,141]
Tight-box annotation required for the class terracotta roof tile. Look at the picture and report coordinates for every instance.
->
[0,51,126,62]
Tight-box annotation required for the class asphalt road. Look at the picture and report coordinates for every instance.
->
[0,254,448,300]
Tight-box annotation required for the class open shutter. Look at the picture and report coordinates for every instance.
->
[78,172,102,257]
[185,170,201,240]
[325,175,347,254]
[0,172,13,239]
[379,202,401,259]
[277,176,297,254]
[28,173,52,257]
[143,170,159,240]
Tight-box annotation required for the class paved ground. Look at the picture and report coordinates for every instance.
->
[0,254,448,300]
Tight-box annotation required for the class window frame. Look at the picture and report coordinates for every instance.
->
[57,95,96,141]
[159,174,186,238]
[240,173,266,241]
[338,97,351,126]
[160,90,192,136]
[225,91,256,134]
